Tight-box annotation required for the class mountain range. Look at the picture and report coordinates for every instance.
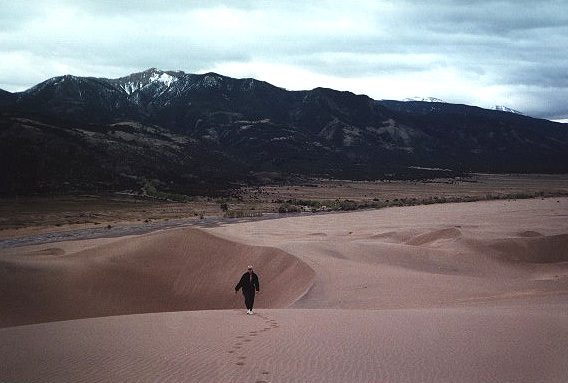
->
[1,68,567,197]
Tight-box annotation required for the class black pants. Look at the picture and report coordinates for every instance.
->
[243,290,255,310]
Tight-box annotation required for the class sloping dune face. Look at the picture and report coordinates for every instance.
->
[0,228,315,327]
[489,234,568,263]
[208,198,568,309]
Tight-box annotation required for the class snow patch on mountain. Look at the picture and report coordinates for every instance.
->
[116,69,181,95]
[403,96,446,103]
[149,72,177,87]
[121,82,140,95]
[494,105,525,115]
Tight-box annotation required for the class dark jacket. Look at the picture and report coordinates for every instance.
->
[235,272,260,293]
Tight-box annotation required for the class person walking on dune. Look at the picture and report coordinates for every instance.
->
[235,265,260,314]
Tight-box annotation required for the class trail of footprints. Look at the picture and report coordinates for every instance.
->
[229,313,280,383]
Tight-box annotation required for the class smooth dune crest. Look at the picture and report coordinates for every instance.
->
[0,228,315,327]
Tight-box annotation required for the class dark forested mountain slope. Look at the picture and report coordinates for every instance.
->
[1,68,567,196]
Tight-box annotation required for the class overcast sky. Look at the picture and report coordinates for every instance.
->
[1,0,567,121]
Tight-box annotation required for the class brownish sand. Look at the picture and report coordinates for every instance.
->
[1,198,567,382]
[0,228,314,326]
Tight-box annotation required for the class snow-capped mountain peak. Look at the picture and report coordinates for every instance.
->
[403,96,446,103]
[494,105,525,116]
[114,68,184,95]
[149,71,177,87]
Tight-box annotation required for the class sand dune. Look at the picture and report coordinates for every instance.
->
[0,228,314,327]
[1,198,567,382]
[489,233,568,263]
[405,226,463,246]
[208,198,568,310]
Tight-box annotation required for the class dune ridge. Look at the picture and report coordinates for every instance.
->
[207,199,568,310]
[0,228,315,327]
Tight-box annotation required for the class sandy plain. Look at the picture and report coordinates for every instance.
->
[1,196,568,382]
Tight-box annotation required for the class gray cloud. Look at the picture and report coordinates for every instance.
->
[1,0,567,120]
